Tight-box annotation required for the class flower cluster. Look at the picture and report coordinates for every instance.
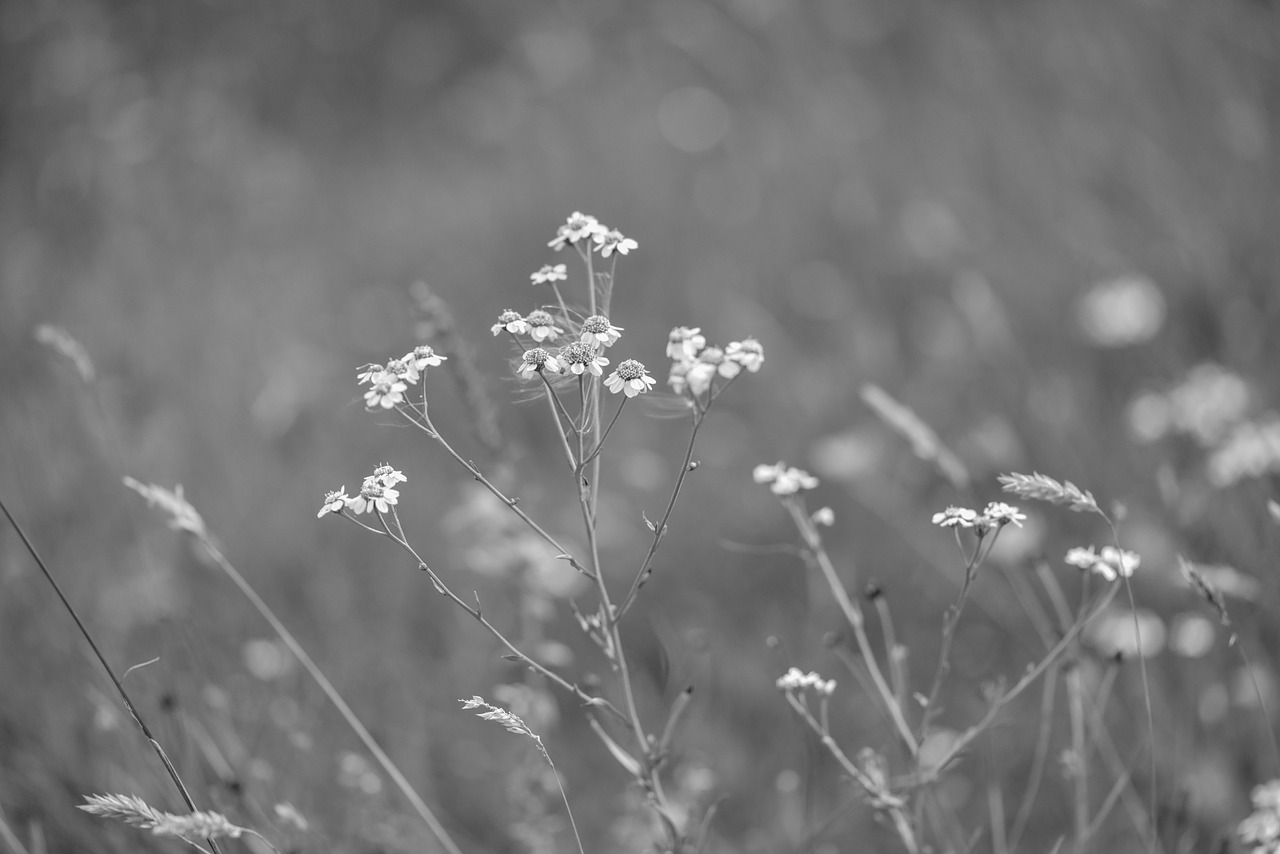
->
[546,211,638,257]
[931,502,1026,531]
[1239,779,1280,854]
[357,347,447,409]
[530,263,567,285]
[753,462,819,496]
[1064,545,1141,582]
[560,341,609,377]
[776,667,836,696]
[666,327,763,396]
[318,465,405,517]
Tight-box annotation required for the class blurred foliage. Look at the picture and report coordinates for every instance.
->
[3,0,1280,851]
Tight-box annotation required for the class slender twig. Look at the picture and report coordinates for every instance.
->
[0,497,226,854]
[918,532,990,740]
[616,410,706,621]
[1066,664,1089,854]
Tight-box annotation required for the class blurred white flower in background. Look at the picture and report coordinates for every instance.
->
[1076,273,1166,347]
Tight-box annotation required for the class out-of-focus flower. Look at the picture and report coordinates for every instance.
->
[372,464,406,487]
[776,667,836,696]
[317,488,350,518]
[385,355,419,385]
[604,359,656,397]
[518,348,561,379]
[932,506,979,529]
[1127,364,1251,446]
[685,361,717,396]
[1076,273,1166,347]
[524,310,563,342]
[1239,779,1280,853]
[667,326,706,361]
[580,315,623,347]
[594,229,637,258]
[122,478,206,537]
[811,507,835,526]
[559,341,609,377]
[668,360,690,394]
[492,309,530,337]
[356,364,384,385]
[530,263,568,284]
[753,462,819,496]
[1084,608,1166,658]
[1207,416,1280,487]
[364,377,407,409]
[725,338,764,373]
[548,212,605,251]
[1064,546,1140,581]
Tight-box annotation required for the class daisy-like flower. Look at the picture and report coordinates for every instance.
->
[593,229,638,258]
[372,464,406,488]
[530,263,568,285]
[753,462,819,496]
[364,376,407,409]
[980,502,1026,528]
[348,481,399,515]
[524,310,563,342]
[386,355,419,385]
[559,341,609,377]
[726,338,764,373]
[357,364,384,385]
[492,309,530,337]
[685,360,718,396]
[318,488,350,518]
[604,359,657,397]
[932,506,979,528]
[667,326,706,361]
[518,348,561,379]
[1064,545,1141,581]
[548,211,605,251]
[409,345,447,371]
[580,315,623,347]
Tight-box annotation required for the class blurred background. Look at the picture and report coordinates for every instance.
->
[3,0,1280,851]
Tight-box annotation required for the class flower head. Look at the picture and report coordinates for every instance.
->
[726,338,764,373]
[318,487,350,518]
[492,309,530,337]
[372,464,406,488]
[667,326,706,361]
[593,228,637,258]
[409,345,447,371]
[348,480,399,515]
[580,315,623,347]
[753,462,819,496]
[932,506,979,528]
[385,355,419,385]
[356,364,384,385]
[668,360,691,394]
[604,359,656,397]
[525,310,563,343]
[685,361,717,396]
[518,348,561,379]
[981,502,1026,528]
[776,667,836,696]
[364,377,407,409]
[548,212,605,251]
[559,341,609,376]
[530,263,568,285]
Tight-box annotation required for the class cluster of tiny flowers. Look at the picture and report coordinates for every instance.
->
[559,341,609,377]
[931,502,1026,531]
[604,359,657,397]
[1239,779,1280,854]
[666,327,764,396]
[546,212,637,257]
[357,347,447,409]
[1064,546,1141,582]
[776,667,836,696]
[318,465,405,517]
[530,263,567,285]
[753,462,819,496]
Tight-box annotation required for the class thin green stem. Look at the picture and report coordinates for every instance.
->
[918,534,988,740]
[580,397,628,469]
